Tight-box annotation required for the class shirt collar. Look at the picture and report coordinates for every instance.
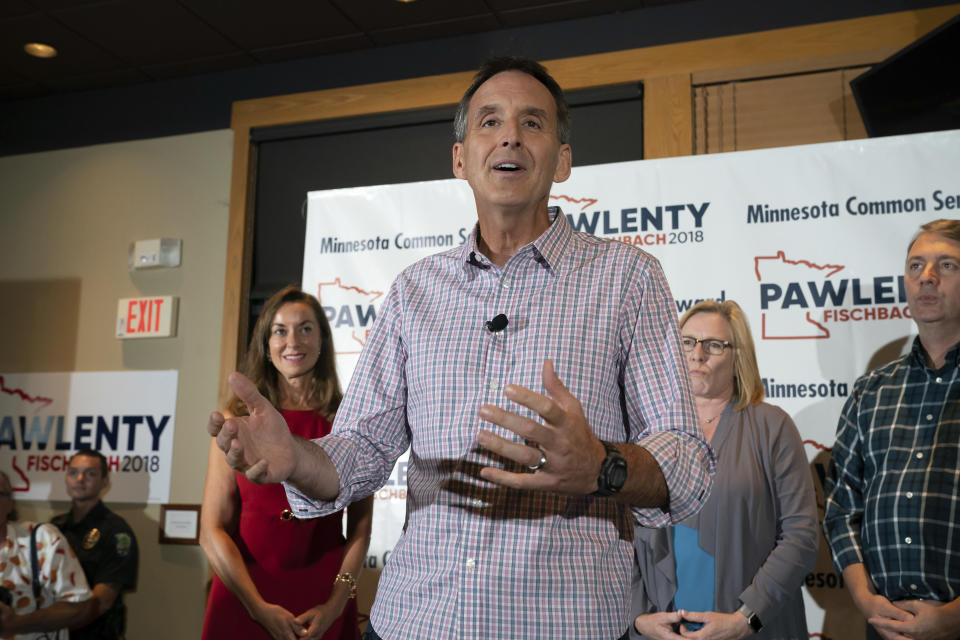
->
[910,336,960,370]
[949,341,960,367]
[65,500,108,527]
[460,206,572,276]
[533,207,573,270]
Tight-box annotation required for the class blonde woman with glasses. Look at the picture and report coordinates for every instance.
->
[630,300,819,640]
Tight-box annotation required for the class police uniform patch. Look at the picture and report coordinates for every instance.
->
[83,528,101,550]
[115,533,132,558]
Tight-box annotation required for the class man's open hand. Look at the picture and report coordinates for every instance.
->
[477,359,606,495]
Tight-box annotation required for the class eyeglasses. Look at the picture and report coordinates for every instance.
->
[681,336,733,355]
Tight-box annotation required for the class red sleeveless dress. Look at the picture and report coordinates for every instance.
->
[201,410,358,639]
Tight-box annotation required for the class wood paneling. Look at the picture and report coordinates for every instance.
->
[695,84,737,155]
[644,74,693,159]
[694,65,874,154]
[218,126,254,406]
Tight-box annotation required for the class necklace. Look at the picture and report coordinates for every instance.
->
[698,400,728,425]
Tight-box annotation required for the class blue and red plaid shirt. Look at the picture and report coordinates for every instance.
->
[287,209,714,639]
[824,336,960,603]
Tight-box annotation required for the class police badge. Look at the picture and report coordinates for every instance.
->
[83,528,101,549]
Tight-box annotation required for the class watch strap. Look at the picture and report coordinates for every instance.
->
[737,603,763,632]
[591,440,627,497]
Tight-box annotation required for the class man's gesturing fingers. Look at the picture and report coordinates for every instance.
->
[477,359,605,495]
[218,417,260,476]
[229,371,269,413]
[478,360,577,444]
[476,430,546,470]
[539,359,583,415]
[207,411,226,438]
[207,371,299,484]
[496,361,577,431]
[215,416,240,456]
[478,402,551,445]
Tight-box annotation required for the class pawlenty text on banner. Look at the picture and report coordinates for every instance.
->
[0,371,178,504]
[302,129,960,632]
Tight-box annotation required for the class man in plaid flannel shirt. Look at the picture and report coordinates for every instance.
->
[824,218,960,640]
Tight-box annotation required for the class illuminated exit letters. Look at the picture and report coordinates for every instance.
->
[116,296,178,339]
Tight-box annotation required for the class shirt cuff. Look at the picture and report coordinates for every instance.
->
[283,435,358,518]
[829,538,864,573]
[633,430,715,527]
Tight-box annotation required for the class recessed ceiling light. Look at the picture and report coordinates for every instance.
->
[24,42,58,59]
[395,0,417,3]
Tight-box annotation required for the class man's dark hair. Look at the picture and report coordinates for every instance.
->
[454,56,571,144]
[70,449,109,479]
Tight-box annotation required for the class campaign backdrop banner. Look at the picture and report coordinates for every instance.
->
[304,129,960,633]
[303,179,476,572]
[0,371,178,503]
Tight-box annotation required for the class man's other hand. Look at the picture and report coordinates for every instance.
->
[207,372,297,484]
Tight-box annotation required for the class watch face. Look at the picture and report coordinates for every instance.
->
[609,460,628,490]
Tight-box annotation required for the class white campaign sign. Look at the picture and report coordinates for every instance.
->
[304,129,960,635]
[303,179,477,573]
[0,371,178,503]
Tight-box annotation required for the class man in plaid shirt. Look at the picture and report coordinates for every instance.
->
[209,56,714,639]
[824,218,960,640]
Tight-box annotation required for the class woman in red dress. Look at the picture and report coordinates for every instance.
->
[200,286,373,640]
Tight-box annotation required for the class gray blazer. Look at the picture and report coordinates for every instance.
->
[631,402,819,640]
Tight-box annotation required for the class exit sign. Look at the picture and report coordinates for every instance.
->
[116,296,178,339]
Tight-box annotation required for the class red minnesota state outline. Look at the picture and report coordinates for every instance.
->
[753,251,845,281]
[754,251,845,340]
[317,278,384,352]
[803,439,831,452]
[0,375,54,411]
[316,277,384,305]
[549,194,598,211]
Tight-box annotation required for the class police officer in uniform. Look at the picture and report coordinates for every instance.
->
[52,450,138,640]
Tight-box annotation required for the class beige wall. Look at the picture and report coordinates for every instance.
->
[0,129,233,638]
